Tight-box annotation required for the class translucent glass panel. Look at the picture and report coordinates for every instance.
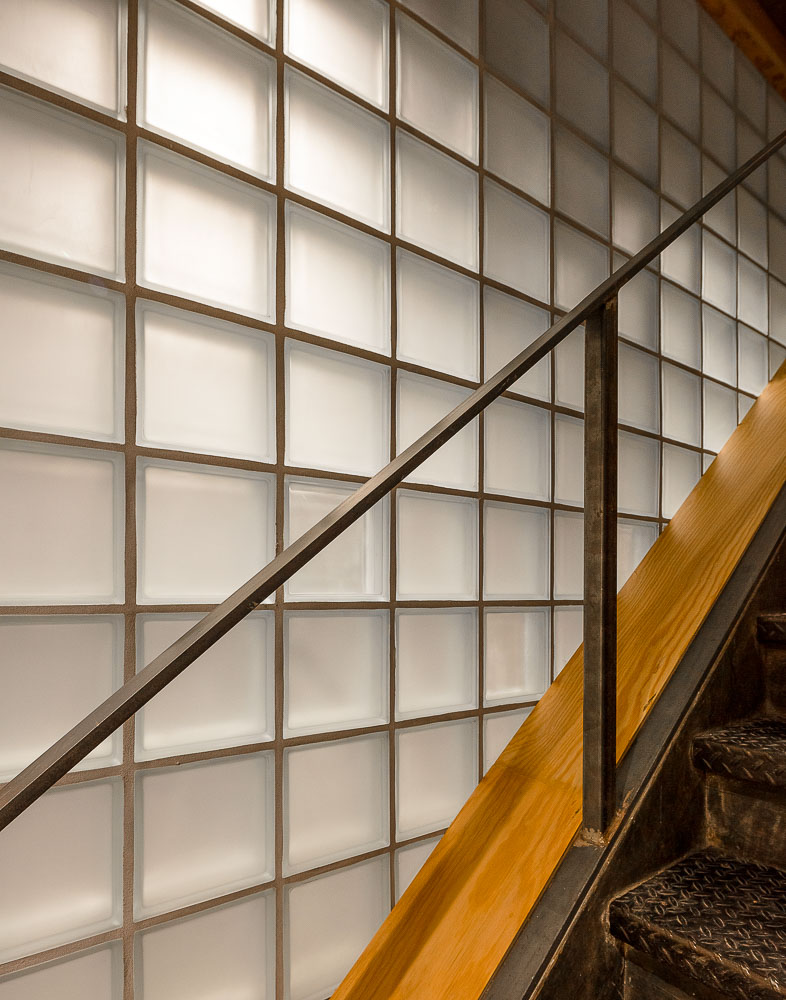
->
[618,267,659,349]
[662,45,699,138]
[702,14,735,100]
[138,142,275,320]
[770,341,786,378]
[614,82,658,187]
[286,69,389,230]
[402,0,478,54]
[662,364,701,446]
[771,277,786,346]
[135,612,273,760]
[484,180,549,299]
[555,414,583,505]
[554,605,583,673]
[662,443,701,519]
[738,393,755,421]
[738,257,768,332]
[0,89,123,276]
[484,608,549,705]
[0,944,121,1000]
[0,616,122,780]
[660,205,700,294]
[0,780,121,962]
[613,169,659,256]
[702,233,737,318]
[484,75,550,206]
[703,85,735,172]
[618,519,658,588]
[136,753,273,917]
[618,431,659,516]
[703,158,736,244]
[484,288,551,400]
[0,265,123,441]
[397,130,478,269]
[555,128,609,238]
[137,301,275,462]
[484,502,550,599]
[396,838,439,900]
[136,893,274,1000]
[286,0,388,108]
[554,511,583,600]
[285,734,388,873]
[555,32,609,149]
[770,213,786,283]
[137,459,274,603]
[285,611,388,735]
[396,609,477,719]
[663,0,698,61]
[0,441,123,604]
[195,0,273,42]
[613,0,657,104]
[286,341,389,476]
[661,125,701,209]
[286,478,388,600]
[555,222,609,311]
[484,0,549,106]
[737,56,766,133]
[738,325,769,395]
[555,328,585,411]
[704,381,737,453]
[661,281,701,369]
[397,491,477,599]
[396,719,477,837]
[286,202,390,354]
[398,15,478,161]
[483,708,532,773]
[485,399,550,500]
[738,189,768,267]
[557,0,607,58]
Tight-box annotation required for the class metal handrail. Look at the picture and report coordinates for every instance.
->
[1,130,785,835]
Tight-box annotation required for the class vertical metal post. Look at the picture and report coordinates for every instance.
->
[583,297,618,835]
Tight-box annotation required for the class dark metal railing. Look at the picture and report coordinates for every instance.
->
[2,131,785,837]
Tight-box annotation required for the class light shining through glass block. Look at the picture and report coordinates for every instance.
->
[554,606,582,674]
[554,223,609,311]
[397,492,478,599]
[619,343,659,432]
[555,31,609,149]
[702,232,737,317]
[662,442,701,518]
[484,502,550,600]
[703,381,737,453]
[395,838,440,900]
[555,128,609,237]
[484,75,550,205]
[661,281,701,369]
[396,609,477,719]
[738,324,769,395]
[554,510,584,600]
[194,0,273,42]
[485,398,550,501]
[484,288,551,400]
[0,944,121,1000]
[613,0,657,104]
[484,608,549,705]
[484,179,550,299]
[554,414,584,506]
[485,0,549,105]
[660,204,700,293]
[483,708,532,773]
[614,81,658,186]
[738,257,768,332]
[613,168,659,255]
[618,431,659,517]
[618,265,659,349]
[555,327,585,411]
[662,363,701,446]
[618,518,658,588]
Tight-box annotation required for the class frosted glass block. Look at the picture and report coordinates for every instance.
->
[662,363,701,445]
[661,281,701,369]
[662,0,698,62]
[484,0,549,105]
[555,32,609,149]
[554,511,584,600]
[396,838,439,900]
[0,264,122,441]
[141,0,274,177]
[396,249,479,379]
[484,179,549,299]
[737,56,766,133]
[629,0,656,20]
[484,608,549,705]
[555,223,609,311]
[285,857,389,1000]
[137,459,274,604]
[0,780,121,962]
[0,944,121,1000]
[485,399,550,500]
[702,234,737,317]
[662,45,699,138]
[614,82,659,186]
[619,344,659,432]
[139,142,275,320]
[557,0,607,57]
[138,301,275,462]
[136,893,274,1000]
[286,478,388,600]
[0,441,122,605]
[769,89,786,140]
[396,719,477,837]
[484,288,551,400]
[397,491,477,599]
[0,617,121,781]
[737,189,768,267]
[738,257,768,332]
[703,157,736,244]
[396,609,477,719]
[662,443,701,518]
[285,734,388,873]
[398,15,478,161]
[703,381,737,453]
[555,414,584,506]
[136,612,273,760]
[484,502,550,600]
[555,128,609,237]
[286,0,388,108]
[737,120,767,201]
[397,373,478,490]
[738,393,755,420]
[618,265,659,349]
[613,0,657,103]
[618,518,658,588]
[285,611,388,735]
[286,341,389,476]
[136,754,273,917]
[286,68,389,230]
[194,0,273,41]
[555,327,585,412]
[738,325,769,395]
[702,86,735,172]
[771,341,786,378]
[768,156,786,222]
[771,277,786,346]
[0,90,122,276]
[702,305,737,384]
[286,202,390,354]
[401,0,478,53]
[613,168,659,255]
[397,130,478,268]
[618,431,659,516]
[660,204,700,294]
[483,708,532,773]
[661,125,701,209]
[554,606,583,675]
[484,75,550,205]
[770,213,786,283]
[701,13,734,101]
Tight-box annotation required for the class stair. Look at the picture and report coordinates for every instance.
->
[693,718,786,788]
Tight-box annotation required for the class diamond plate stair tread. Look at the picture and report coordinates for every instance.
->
[609,851,786,1000]
[692,718,786,788]
[758,614,786,644]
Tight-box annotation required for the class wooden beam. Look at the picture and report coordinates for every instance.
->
[700,0,786,98]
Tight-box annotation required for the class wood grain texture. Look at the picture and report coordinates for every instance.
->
[332,361,786,1000]
[700,0,786,97]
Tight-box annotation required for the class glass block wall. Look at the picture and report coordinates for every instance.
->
[1,0,786,997]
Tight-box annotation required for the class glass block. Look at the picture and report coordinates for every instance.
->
[662,363,701,445]
[0,616,122,781]
[770,212,786,284]
[613,167,659,255]
[614,81,659,186]
[286,68,389,230]
[138,300,275,462]
[618,519,658,588]
[619,343,659,432]
[141,0,274,177]
[484,179,549,299]
[703,381,737,453]
[0,89,123,276]
[702,233,737,318]
[194,0,273,41]
[554,511,584,600]
[768,156,786,222]
[286,0,388,108]
[396,609,477,719]
[703,305,737,384]
[484,0,549,106]
[0,264,122,441]
[662,44,699,138]
[662,443,701,518]
[660,203,700,294]
[0,944,121,1000]
[395,838,439,900]
[702,85,735,172]
[285,734,388,874]
[771,341,786,378]
[555,128,609,238]
[738,257,768,332]
[738,393,755,420]
[396,719,477,837]
[737,119,767,201]
[285,857,389,1000]
[484,608,549,705]
[554,222,609,311]
[618,265,659,349]
[138,142,275,320]
[619,431,659,516]
[397,129,478,269]
[286,341,389,477]
[701,12,734,100]
[484,501,550,600]
[769,89,786,140]
[136,892,274,1000]
[771,277,786,346]
[483,708,532,773]
[0,780,121,962]
[398,14,478,161]
[0,441,123,605]
[629,0,657,20]
[661,124,701,210]
[737,189,768,267]
[286,201,390,354]
[485,398,550,500]
[557,0,607,57]
[555,31,609,149]
[613,0,657,103]
[737,55,766,133]
[555,327,585,411]
[397,249,479,379]
[554,606,583,675]
[397,491,477,599]
[398,372,477,490]
[401,0,478,53]
[135,612,273,760]
[136,753,273,917]
[738,324,769,395]
[484,288,551,400]
[662,0,698,62]
[703,157,737,244]
[285,610,388,735]
[484,75,550,205]
[661,281,701,369]
[137,459,274,604]
[555,414,584,506]
[286,478,388,600]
